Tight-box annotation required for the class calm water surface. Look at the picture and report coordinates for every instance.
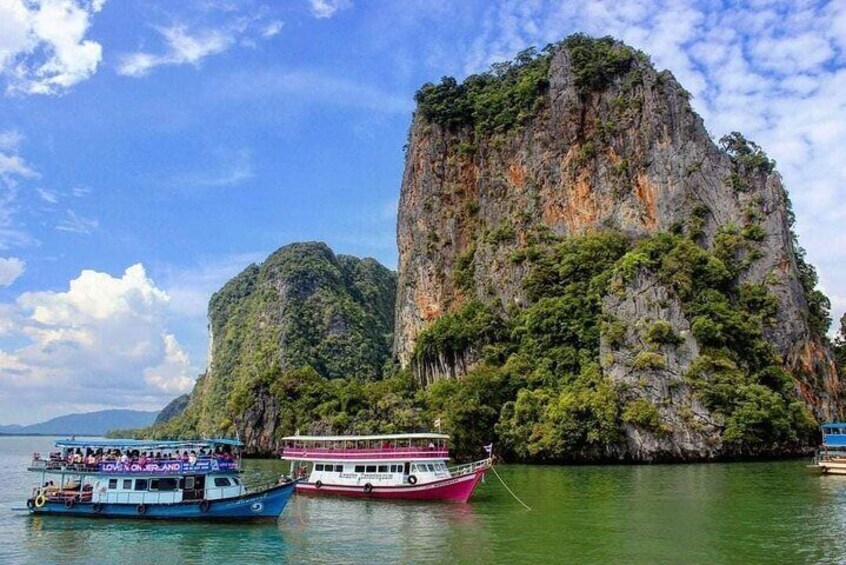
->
[1,436,845,563]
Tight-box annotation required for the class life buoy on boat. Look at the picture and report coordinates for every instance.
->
[407,475,417,485]
[136,504,147,515]
[363,483,373,493]
[199,500,211,513]
[92,503,103,513]
[65,498,75,509]
[34,494,46,508]
[315,480,323,489]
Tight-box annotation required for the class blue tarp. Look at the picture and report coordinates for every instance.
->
[54,438,243,449]
[824,435,846,447]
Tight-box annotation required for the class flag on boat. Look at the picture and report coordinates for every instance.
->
[484,443,493,455]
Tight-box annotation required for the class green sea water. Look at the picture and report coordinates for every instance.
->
[1,436,845,564]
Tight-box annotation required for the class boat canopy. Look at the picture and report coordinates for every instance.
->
[54,438,243,450]
[822,423,846,431]
[281,433,449,442]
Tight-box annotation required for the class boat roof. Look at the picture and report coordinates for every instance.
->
[54,438,243,449]
[281,433,449,442]
[822,423,846,430]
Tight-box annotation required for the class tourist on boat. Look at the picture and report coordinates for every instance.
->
[188,451,197,465]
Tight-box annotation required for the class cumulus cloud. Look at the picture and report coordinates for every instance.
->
[0,264,195,422]
[309,0,352,19]
[0,0,105,95]
[0,257,25,286]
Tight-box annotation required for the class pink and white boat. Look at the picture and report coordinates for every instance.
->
[280,433,490,502]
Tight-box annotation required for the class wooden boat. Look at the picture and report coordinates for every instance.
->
[25,438,297,520]
[814,424,846,474]
[280,433,490,502]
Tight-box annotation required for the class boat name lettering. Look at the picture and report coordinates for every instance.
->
[98,461,238,473]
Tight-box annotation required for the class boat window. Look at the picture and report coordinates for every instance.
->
[184,477,195,490]
[427,464,435,472]
[150,478,179,491]
[233,477,241,485]
[355,465,365,473]
[365,465,377,473]
[315,464,324,471]
[108,479,117,490]
[213,477,232,487]
[134,479,148,491]
[123,479,132,490]
[335,465,343,472]
[378,465,388,473]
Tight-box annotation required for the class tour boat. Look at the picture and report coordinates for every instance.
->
[25,438,297,520]
[280,433,491,502]
[814,423,846,474]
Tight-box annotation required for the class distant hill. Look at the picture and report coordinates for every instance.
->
[0,409,159,436]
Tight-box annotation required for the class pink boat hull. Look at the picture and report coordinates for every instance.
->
[295,467,488,503]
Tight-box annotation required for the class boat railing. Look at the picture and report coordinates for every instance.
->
[448,458,492,477]
[29,457,240,474]
[32,478,293,505]
[282,447,450,459]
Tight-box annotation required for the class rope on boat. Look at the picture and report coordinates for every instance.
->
[490,465,531,511]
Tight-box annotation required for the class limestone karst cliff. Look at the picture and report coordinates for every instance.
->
[394,35,841,460]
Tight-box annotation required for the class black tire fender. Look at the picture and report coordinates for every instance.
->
[26,498,35,510]
[92,502,103,513]
[315,480,323,489]
[199,499,211,513]
[363,483,373,494]
[136,503,147,515]
[407,475,418,485]
[65,498,75,509]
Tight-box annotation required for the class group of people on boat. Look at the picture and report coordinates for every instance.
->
[39,445,236,470]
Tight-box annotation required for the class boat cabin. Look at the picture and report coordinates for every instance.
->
[281,433,453,487]
[29,438,245,506]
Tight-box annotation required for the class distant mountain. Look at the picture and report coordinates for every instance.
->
[0,409,158,436]
[155,394,190,425]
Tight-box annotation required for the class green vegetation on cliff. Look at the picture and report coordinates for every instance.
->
[412,230,818,461]
[144,243,399,446]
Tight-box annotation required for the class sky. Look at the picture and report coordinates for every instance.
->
[0,0,844,424]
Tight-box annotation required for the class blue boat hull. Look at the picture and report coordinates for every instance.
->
[27,482,296,521]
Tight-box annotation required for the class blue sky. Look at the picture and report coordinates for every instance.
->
[0,0,844,424]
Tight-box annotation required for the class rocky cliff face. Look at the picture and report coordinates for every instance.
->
[164,242,397,453]
[395,35,841,459]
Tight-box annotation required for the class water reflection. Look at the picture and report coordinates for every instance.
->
[279,495,493,563]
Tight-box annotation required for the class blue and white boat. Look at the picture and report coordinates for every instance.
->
[25,438,297,520]
[814,423,846,475]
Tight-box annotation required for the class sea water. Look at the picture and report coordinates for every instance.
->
[1,436,846,564]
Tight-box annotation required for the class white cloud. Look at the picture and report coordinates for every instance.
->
[0,264,195,422]
[55,209,97,233]
[175,147,254,189]
[0,0,105,95]
[118,11,283,78]
[118,25,232,77]
[0,257,25,286]
[36,187,59,204]
[309,0,352,19]
[262,20,284,38]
